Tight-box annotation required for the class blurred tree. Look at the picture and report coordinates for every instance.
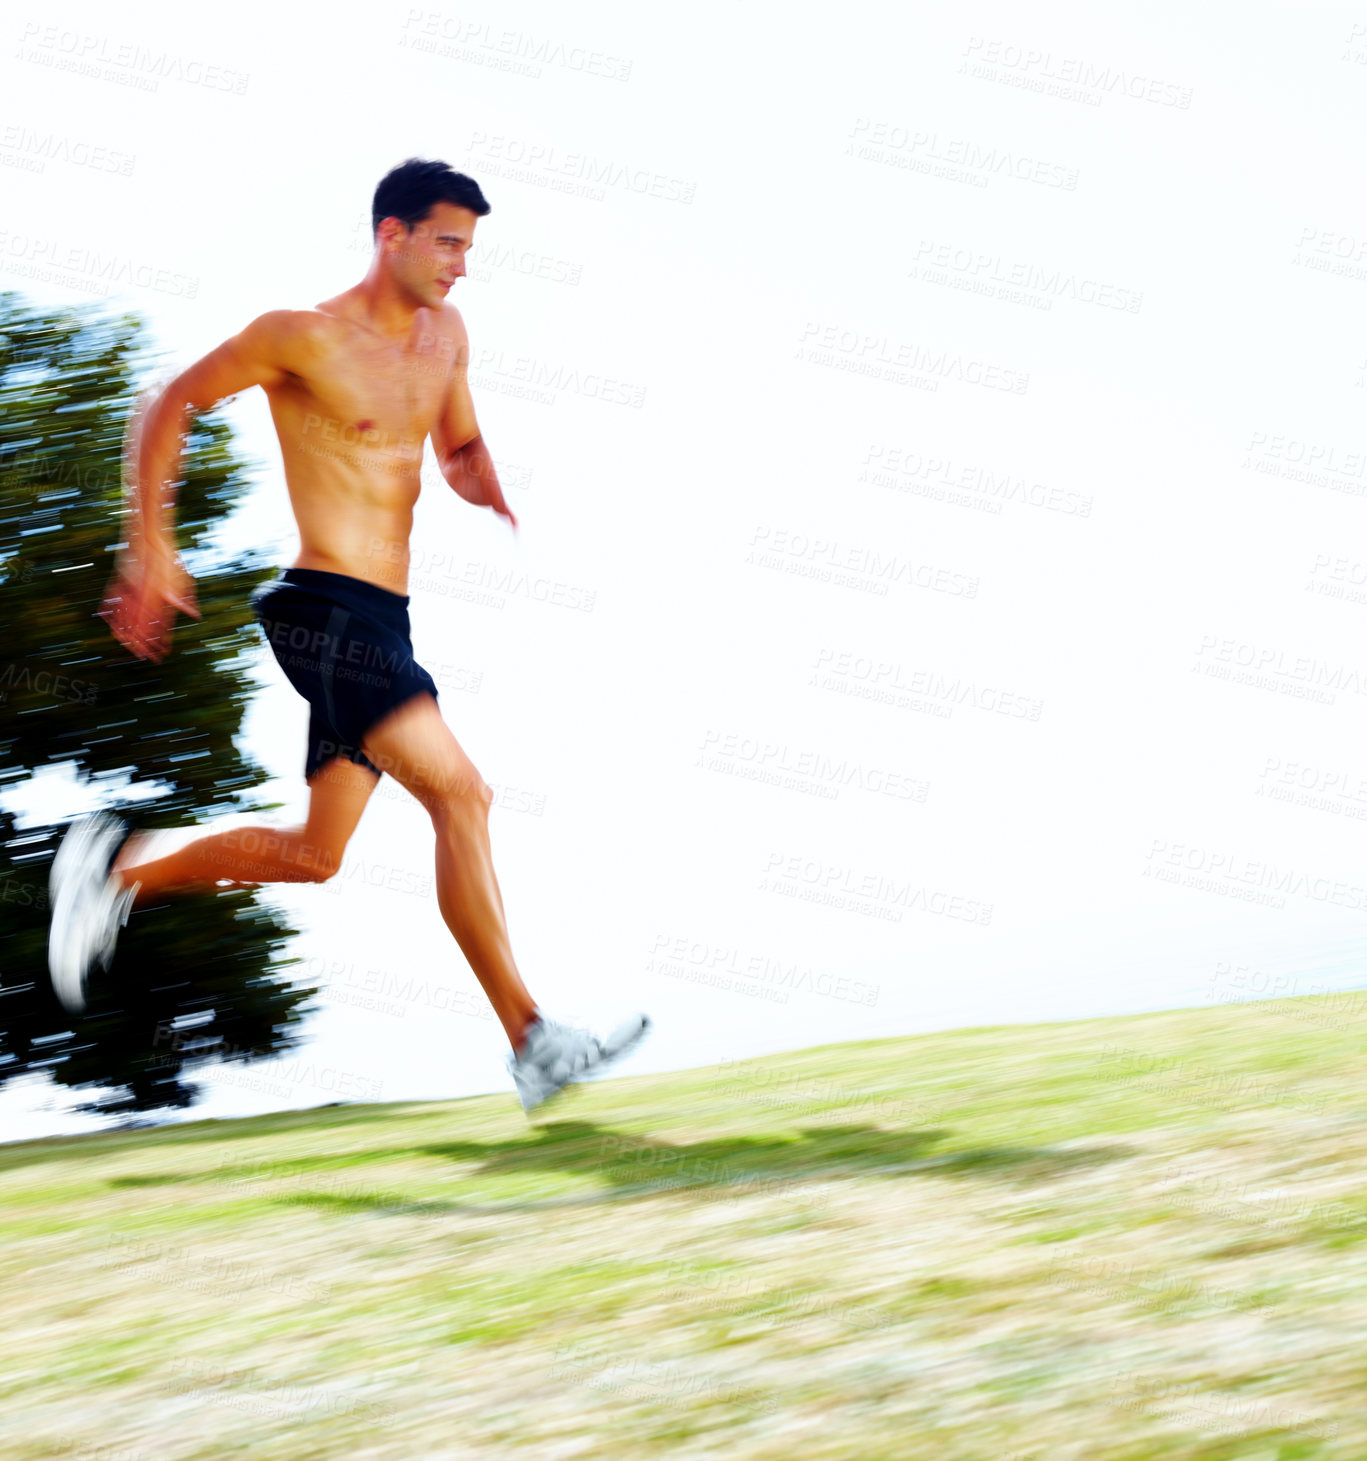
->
[0,290,312,1115]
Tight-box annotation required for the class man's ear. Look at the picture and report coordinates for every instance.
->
[376,217,407,251]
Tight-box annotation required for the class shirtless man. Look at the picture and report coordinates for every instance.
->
[46,157,650,1113]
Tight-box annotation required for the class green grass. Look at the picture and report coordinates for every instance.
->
[4,993,1367,1459]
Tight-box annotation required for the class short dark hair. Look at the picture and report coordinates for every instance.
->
[372,158,490,237]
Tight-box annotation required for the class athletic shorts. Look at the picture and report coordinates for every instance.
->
[249,566,439,782]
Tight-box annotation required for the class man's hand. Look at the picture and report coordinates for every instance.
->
[99,544,201,663]
[483,476,519,533]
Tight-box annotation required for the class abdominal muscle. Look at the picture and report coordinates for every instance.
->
[283,457,421,595]
[268,391,428,596]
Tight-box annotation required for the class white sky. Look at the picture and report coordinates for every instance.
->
[4,2,1367,1140]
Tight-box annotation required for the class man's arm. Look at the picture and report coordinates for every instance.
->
[104,310,304,662]
[127,311,297,561]
[429,316,518,532]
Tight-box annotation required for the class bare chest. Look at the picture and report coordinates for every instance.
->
[299,324,458,440]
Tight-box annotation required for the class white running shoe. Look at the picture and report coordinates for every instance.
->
[48,811,140,1015]
[508,1009,652,1112]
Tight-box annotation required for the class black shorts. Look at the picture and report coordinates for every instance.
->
[250,567,439,782]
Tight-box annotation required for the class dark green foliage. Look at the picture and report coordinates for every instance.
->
[0,290,313,1114]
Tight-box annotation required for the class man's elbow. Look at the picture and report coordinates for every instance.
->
[446,466,482,505]
[445,430,482,466]
[141,386,198,447]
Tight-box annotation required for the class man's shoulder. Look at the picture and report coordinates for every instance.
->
[232,308,339,373]
[250,306,341,342]
[234,307,337,346]
[431,302,469,366]
[434,300,469,339]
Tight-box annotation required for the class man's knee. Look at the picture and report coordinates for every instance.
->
[301,840,347,882]
[281,827,347,882]
[429,765,493,825]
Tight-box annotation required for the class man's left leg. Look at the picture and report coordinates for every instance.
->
[109,755,379,903]
[48,756,380,1014]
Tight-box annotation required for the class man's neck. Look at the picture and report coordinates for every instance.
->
[324,276,423,342]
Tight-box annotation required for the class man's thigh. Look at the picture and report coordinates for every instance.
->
[360,692,489,811]
[304,753,380,862]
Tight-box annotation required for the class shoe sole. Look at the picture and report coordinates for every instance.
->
[48,813,129,1015]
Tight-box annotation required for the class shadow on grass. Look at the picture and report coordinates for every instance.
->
[251,1120,1137,1215]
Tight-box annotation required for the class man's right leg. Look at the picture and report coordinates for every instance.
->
[111,755,379,904]
[357,692,538,1055]
[356,692,652,1112]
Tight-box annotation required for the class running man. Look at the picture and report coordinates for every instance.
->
[46,157,650,1113]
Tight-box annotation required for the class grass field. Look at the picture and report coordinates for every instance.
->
[4,992,1366,1459]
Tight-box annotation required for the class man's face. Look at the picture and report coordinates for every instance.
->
[380,201,478,309]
